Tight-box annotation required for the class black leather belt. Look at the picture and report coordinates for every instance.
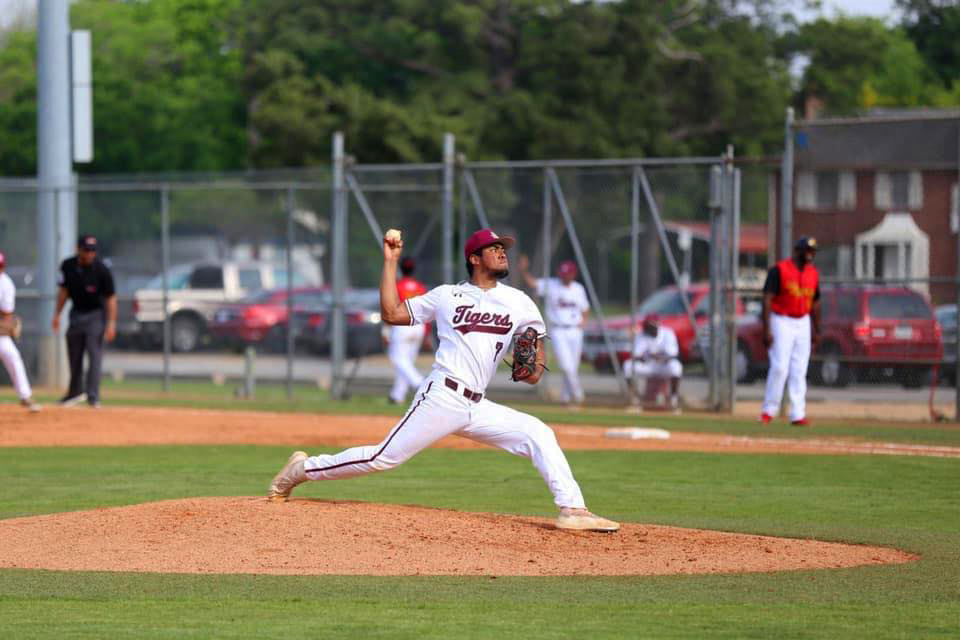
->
[445,377,482,403]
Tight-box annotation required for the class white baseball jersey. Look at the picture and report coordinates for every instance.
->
[535,278,589,328]
[0,271,32,399]
[632,326,679,361]
[0,272,15,313]
[405,281,546,393]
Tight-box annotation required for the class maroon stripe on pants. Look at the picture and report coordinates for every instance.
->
[305,381,433,475]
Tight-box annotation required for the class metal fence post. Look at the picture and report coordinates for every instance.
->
[161,186,171,392]
[708,170,723,409]
[629,167,641,402]
[780,107,794,261]
[458,162,468,281]
[541,168,552,284]
[725,162,741,413]
[331,132,346,400]
[442,133,455,284]
[286,186,295,400]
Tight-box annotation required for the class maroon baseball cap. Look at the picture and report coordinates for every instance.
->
[643,313,660,325]
[0,252,5,267]
[558,260,577,278]
[463,229,515,261]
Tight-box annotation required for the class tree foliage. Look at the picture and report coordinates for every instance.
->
[0,0,956,176]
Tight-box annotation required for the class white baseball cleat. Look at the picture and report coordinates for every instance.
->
[20,398,40,413]
[556,508,620,532]
[267,451,308,502]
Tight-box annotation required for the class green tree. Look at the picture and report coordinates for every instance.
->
[785,16,940,115]
[897,0,960,87]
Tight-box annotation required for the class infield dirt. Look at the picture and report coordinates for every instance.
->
[0,404,926,576]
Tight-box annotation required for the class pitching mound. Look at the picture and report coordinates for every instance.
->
[0,497,915,576]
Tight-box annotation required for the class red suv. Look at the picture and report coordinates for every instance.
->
[736,286,942,387]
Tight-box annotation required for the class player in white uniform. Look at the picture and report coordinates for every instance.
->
[268,228,619,532]
[622,314,682,410]
[0,252,40,412]
[517,256,590,406]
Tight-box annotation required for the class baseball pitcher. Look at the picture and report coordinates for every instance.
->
[268,228,619,532]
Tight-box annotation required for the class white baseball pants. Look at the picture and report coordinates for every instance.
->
[550,327,584,403]
[762,313,811,421]
[0,335,32,400]
[387,324,425,404]
[303,370,587,509]
[622,358,683,379]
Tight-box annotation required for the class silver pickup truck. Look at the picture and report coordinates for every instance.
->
[133,261,312,352]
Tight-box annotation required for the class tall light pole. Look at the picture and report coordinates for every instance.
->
[36,0,73,387]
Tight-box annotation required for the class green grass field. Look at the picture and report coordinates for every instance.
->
[1,382,959,638]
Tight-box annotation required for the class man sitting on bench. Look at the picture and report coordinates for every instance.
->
[622,314,682,411]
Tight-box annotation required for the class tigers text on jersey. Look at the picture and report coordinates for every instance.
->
[405,281,545,393]
[535,278,589,327]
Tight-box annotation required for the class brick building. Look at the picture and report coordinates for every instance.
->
[774,111,960,304]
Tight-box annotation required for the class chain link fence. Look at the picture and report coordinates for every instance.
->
[7,131,953,417]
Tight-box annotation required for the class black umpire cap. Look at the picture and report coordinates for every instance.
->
[794,236,817,252]
[78,234,98,251]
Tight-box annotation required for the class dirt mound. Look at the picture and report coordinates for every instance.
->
[0,497,915,576]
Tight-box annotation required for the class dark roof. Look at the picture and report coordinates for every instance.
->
[794,113,960,170]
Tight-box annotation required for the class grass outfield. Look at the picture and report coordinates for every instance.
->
[0,384,958,638]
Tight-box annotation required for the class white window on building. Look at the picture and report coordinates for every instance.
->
[874,171,923,210]
[815,245,853,279]
[855,212,929,295]
[795,170,856,210]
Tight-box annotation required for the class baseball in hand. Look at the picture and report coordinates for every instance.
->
[385,229,402,245]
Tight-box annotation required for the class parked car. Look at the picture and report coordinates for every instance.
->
[736,285,942,388]
[582,281,762,372]
[291,288,385,357]
[133,261,316,352]
[209,287,329,352]
[936,304,956,384]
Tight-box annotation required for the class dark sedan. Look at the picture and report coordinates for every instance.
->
[292,288,385,357]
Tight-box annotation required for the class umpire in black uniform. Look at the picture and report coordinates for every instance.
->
[52,234,117,407]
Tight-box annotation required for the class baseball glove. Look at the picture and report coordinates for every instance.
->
[0,314,22,340]
[510,327,540,381]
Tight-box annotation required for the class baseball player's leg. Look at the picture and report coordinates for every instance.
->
[388,327,424,403]
[65,327,86,399]
[550,329,580,403]
[387,332,409,402]
[0,335,32,399]
[304,378,467,481]
[761,314,794,416]
[557,333,583,403]
[84,318,106,404]
[787,316,812,422]
[456,400,586,509]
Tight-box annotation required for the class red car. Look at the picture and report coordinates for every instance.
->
[582,282,761,372]
[736,285,942,388]
[209,287,329,351]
